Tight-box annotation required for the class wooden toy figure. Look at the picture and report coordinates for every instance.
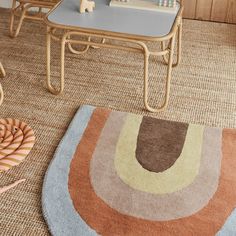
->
[80,0,95,13]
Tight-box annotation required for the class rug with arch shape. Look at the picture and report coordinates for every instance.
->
[42,105,236,236]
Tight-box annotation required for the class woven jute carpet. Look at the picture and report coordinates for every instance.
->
[0,7,236,235]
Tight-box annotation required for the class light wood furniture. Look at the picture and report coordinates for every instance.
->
[44,0,183,112]
[10,0,58,37]
[182,0,236,24]
[9,0,235,39]
[0,62,5,106]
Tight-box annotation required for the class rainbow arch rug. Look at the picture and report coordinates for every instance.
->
[42,105,236,236]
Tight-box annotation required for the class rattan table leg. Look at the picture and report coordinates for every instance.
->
[46,27,65,95]
[161,20,182,68]
[143,34,176,112]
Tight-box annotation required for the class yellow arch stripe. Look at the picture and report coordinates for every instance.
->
[114,114,204,194]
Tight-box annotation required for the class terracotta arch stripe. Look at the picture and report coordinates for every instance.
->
[68,108,236,236]
[90,111,222,221]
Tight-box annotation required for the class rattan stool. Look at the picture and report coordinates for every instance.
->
[10,0,59,38]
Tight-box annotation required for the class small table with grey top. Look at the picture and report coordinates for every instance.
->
[44,0,183,112]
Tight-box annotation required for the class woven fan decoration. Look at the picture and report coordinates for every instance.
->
[0,118,35,172]
[0,179,26,194]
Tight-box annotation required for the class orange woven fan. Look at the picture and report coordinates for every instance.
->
[0,118,35,194]
[0,118,35,172]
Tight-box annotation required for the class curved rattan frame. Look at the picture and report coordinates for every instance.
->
[10,0,57,38]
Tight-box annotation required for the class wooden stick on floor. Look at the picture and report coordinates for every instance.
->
[0,62,5,105]
[0,179,26,194]
[0,62,6,78]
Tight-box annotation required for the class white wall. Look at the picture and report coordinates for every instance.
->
[0,0,12,8]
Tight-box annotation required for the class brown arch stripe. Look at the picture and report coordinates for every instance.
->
[136,117,188,172]
[68,108,236,236]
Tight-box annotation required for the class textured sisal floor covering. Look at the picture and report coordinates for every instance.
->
[0,7,236,235]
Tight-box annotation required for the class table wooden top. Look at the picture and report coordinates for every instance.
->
[46,0,181,39]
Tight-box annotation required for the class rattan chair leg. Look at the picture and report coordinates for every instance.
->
[10,0,55,38]
[10,0,27,38]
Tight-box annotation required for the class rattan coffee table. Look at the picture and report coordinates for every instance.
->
[44,0,183,112]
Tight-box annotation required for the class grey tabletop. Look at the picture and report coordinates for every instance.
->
[47,0,180,38]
